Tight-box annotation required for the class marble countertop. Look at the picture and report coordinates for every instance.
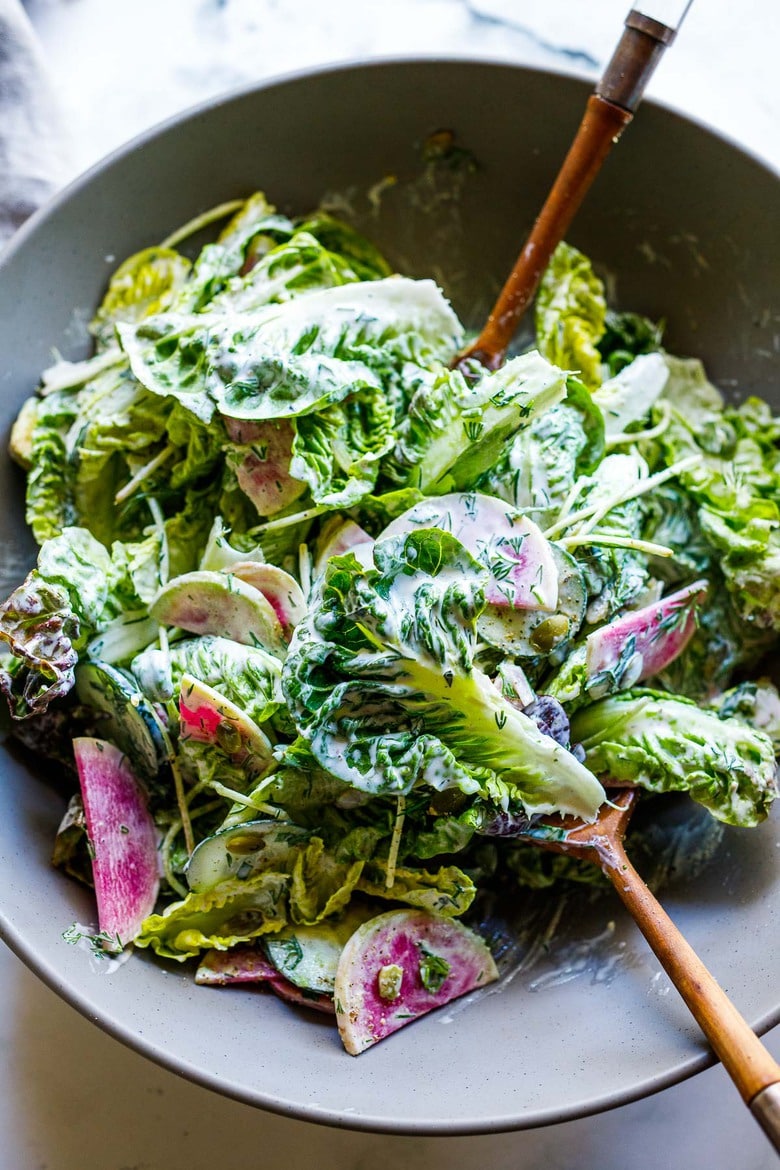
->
[4,1,780,1167]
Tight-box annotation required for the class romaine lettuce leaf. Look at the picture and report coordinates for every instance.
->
[290,387,396,507]
[24,388,79,545]
[655,360,780,629]
[475,376,603,526]
[283,527,605,820]
[136,870,289,960]
[119,276,461,426]
[572,689,778,827]
[535,241,606,390]
[384,350,568,493]
[90,246,191,349]
[133,634,283,726]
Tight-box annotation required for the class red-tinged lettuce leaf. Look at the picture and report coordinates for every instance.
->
[73,736,160,949]
[0,579,80,718]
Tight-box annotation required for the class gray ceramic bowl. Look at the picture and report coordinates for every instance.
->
[0,60,778,1136]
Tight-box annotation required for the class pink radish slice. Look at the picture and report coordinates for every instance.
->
[73,737,160,949]
[195,947,335,1014]
[178,673,274,775]
[226,561,306,638]
[585,579,708,684]
[196,946,280,984]
[223,417,307,517]
[314,519,374,576]
[382,492,558,612]
[267,977,335,1015]
[334,910,498,1055]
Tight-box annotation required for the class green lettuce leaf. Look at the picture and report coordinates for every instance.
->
[282,527,605,820]
[572,689,778,827]
[0,528,113,716]
[133,634,283,726]
[24,388,80,545]
[290,387,396,507]
[90,246,191,349]
[597,310,664,378]
[655,359,780,629]
[535,241,606,390]
[119,276,461,426]
[136,871,289,960]
[475,376,603,527]
[567,452,651,621]
[356,859,475,915]
[383,350,568,493]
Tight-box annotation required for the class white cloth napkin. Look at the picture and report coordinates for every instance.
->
[0,0,70,245]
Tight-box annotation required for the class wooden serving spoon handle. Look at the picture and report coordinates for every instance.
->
[597,833,780,1153]
[456,10,679,373]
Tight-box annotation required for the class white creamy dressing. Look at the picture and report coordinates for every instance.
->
[591,352,669,436]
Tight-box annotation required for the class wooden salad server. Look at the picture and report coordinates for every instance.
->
[515,789,780,1152]
[449,0,780,1150]
[455,2,694,373]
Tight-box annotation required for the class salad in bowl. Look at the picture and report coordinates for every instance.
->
[1,191,777,1055]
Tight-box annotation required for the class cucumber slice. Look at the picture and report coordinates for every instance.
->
[478,546,586,657]
[150,570,285,654]
[74,661,167,784]
[195,946,335,1014]
[185,819,310,892]
[263,904,377,994]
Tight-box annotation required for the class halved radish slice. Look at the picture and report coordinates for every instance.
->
[223,417,307,517]
[195,946,335,1014]
[226,562,306,639]
[585,579,708,687]
[196,945,279,984]
[382,492,558,612]
[150,570,285,654]
[334,909,498,1055]
[73,737,160,950]
[178,674,274,777]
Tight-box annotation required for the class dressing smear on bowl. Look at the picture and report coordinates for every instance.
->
[1,184,777,1054]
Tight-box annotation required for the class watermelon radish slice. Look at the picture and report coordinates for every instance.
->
[585,579,708,686]
[150,570,286,655]
[479,545,586,657]
[314,518,374,576]
[382,492,558,612]
[225,562,306,639]
[178,673,274,776]
[334,910,498,1055]
[196,945,279,983]
[223,417,307,517]
[195,946,334,1014]
[73,737,160,949]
